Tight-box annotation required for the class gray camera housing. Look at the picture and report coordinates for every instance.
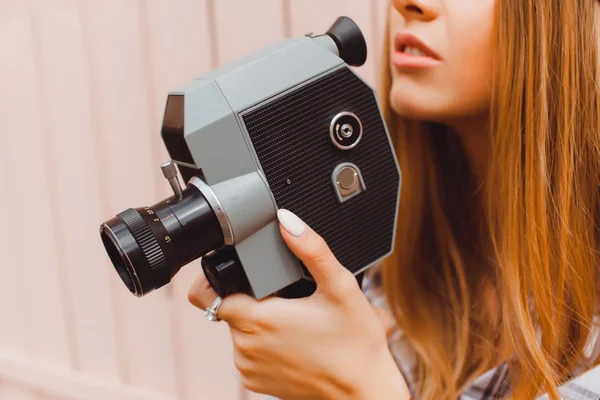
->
[161,34,401,299]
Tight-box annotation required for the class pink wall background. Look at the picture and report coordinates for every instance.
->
[0,1,389,399]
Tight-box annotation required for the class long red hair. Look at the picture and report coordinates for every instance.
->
[379,1,600,399]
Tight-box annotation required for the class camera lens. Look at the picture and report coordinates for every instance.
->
[330,111,363,150]
[99,181,225,296]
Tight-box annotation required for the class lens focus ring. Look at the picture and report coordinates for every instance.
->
[117,208,169,289]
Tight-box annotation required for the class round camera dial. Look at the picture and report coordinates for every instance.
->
[330,111,363,150]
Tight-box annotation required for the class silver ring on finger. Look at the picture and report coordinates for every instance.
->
[204,296,224,322]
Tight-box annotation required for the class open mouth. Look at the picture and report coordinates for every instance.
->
[393,33,442,69]
[399,45,433,58]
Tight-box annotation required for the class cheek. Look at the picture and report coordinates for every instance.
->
[444,37,494,115]
[444,10,496,115]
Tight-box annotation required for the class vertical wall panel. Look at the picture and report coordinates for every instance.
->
[287,1,377,86]
[29,0,124,378]
[144,0,214,138]
[0,159,27,356]
[78,0,178,395]
[374,0,391,92]
[0,5,30,352]
[213,0,287,65]
[0,381,38,400]
[375,0,391,56]
[0,0,35,369]
[0,5,72,367]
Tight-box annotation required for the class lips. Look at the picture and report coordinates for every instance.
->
[393,32,442,69]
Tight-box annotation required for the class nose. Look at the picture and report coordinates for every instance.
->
[392,0,440,22]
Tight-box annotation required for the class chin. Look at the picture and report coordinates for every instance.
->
[389,81,444,122]
[388,79,491,124]
[390,94,443,122]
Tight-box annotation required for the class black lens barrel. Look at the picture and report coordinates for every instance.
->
[100,183,225,296]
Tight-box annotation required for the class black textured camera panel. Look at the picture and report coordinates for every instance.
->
[242,66,400,276]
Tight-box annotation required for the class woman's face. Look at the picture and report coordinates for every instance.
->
[389,0,496,123]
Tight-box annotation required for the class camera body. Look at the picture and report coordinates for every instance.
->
[100,17,401,300]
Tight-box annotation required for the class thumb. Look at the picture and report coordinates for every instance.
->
[277,209,353,293]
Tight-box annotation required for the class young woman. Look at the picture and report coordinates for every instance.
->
[188,0,600,399]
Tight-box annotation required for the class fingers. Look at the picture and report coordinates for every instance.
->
[187,268,219,310]
[277,209,354,293]
[188,268,269,327]
[216,293,260,326]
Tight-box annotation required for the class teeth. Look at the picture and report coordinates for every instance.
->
[403,46,428,57]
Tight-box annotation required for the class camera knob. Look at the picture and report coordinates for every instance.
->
[201,248,249,297]
[160,160,183,197]
[337,166,360,194]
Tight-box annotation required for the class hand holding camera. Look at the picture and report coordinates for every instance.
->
[188,209,410,399]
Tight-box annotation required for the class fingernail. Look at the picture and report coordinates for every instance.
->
[277,209,306,237]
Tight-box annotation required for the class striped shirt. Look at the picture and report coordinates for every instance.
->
[361,265,600,400]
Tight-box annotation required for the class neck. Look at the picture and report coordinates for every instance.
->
[443,113,490,191]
